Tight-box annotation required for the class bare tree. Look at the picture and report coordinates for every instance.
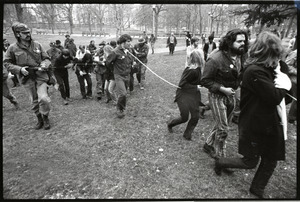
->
[31,4,58,33]
[57,4,74,34]
[153,4,166,37]
[14,4,24,23]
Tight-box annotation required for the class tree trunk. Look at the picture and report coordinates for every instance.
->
[15,4,24,23]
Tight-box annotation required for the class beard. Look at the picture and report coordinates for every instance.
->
[230,45,245,55]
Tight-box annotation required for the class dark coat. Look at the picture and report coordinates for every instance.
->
[238,64,288,161]
[175,66,203,107]
[203,42,217,60]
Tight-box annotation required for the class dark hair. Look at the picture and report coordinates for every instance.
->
[56,40,61,44]
[208,35,214,40]
[219,29,249,53]
[61,49,70,56]
[110,40,117,48]
[117,34,132,44]
[191,37,199,45]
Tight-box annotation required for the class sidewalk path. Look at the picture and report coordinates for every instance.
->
[150,43,205,54]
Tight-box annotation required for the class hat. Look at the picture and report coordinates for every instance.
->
[99,41,106,46]
[12,22,30,33]
[138,37,146,44]
[65,34,70,37]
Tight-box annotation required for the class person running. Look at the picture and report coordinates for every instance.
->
[201,28,249,159]
[214,31,291,199]
[167,50,205,140]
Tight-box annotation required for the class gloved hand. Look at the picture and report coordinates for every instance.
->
[274,64,292,91]
[79,71,84,76]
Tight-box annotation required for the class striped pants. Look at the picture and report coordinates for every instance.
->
[205,92,236,157]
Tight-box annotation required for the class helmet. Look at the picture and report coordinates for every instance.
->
[12,22,30,38]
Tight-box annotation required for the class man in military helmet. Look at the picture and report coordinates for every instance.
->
[4,22,52,130]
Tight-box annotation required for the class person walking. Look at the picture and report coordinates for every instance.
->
[106,34,135,118]
[3,64,20,110]
[4,22,52,130]
[203,35,217,61]
[65,38,77,57]
[103,41,117,103]
[167,51,205,140]
[94,41,107,100]
[55,40,64,51]
[132,37,149,90]
[149,34,156,54]
[214,31,291,199]
[74,45,93,99]
[64,34,71,48]
[185,31,192,47]
[3,38,20,88]
[53,49,74,105]
[201,29,249,159]
[167,32,177,55]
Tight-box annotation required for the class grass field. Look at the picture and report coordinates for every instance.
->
[2,34,297,199]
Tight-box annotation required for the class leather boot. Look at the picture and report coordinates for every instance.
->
[35,114,44,130]
[42,115,51,130]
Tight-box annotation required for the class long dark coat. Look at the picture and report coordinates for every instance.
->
[238,64,288,161]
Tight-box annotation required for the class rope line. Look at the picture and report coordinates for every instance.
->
[127,51,181,89]
[286,93,297,101]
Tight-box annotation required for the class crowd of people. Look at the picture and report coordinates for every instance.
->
[3,22,297,199]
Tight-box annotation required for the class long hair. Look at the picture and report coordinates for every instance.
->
[245,31,284,68]
[188,50,205,68]
[219,29,249,53]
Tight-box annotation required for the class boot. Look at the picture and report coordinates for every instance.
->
[183,125,196,141]
[35,114,44,130]
[42,115,51,130]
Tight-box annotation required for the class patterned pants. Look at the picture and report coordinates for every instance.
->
[205,92,236,157]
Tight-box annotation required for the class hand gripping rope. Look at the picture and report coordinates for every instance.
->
[127,51,181,89]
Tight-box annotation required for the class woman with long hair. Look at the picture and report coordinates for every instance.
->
[167,50,205,140]
[214,31,292,198]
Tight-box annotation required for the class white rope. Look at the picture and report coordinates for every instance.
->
[127,51,181,89]
[287,93,297,101]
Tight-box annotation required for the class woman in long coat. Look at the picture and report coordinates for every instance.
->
[213,31,292,198]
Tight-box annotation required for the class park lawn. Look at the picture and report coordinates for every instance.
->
[2,34,297,199]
